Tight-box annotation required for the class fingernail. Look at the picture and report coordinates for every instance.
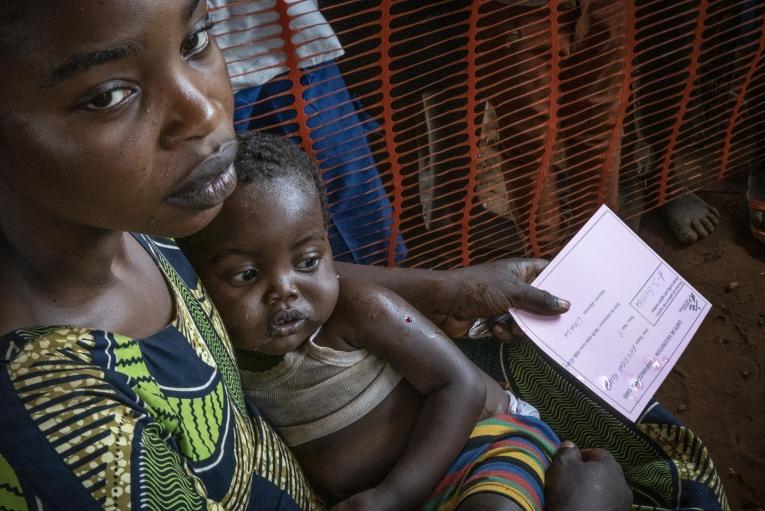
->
[557,298,571,311]
[561,440,576,448]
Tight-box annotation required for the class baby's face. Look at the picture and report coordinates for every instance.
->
[192,176,339,355]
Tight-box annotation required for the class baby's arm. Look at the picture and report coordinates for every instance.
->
[331,279,486,511]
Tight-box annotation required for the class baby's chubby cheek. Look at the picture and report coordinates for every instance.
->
[216,300,268,348]
[228,321,268,352]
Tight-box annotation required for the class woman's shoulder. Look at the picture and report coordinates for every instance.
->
[0,234,198,338]
[0,233,246,406]
[131,234,200,290]
[0,235,227,374]
[0,325,110,374]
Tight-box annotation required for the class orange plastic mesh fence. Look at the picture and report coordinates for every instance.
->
[212,0,765,268]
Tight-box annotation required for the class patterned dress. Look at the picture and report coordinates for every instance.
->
[0,235,322,511]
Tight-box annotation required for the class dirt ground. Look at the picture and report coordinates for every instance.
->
[638,173,764,510]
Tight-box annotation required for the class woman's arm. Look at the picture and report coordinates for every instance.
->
[330,280,486,511]
[335,258,570,337]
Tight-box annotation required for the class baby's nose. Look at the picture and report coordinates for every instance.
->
[265,273,299,304]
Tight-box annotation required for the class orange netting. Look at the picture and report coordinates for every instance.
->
[212,0,765,267]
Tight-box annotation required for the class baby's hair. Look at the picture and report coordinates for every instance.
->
[236,131,329,225]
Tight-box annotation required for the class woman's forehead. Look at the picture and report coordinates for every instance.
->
[2,0,203,75]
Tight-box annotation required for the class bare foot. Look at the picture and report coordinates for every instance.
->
[748,164,765,243]
[661,193,720,244]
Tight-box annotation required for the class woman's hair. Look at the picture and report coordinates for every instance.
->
[0,3,27,51]
[0,3,24,146]
[0,4,17,26]
[235,131,329,225]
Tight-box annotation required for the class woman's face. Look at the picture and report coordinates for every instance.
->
[0,0,236,237]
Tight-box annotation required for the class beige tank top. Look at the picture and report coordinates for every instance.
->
[240,329,403,446]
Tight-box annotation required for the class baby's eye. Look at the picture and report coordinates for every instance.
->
[182,18,215,59]
[295,256,321,272]
[229,268,259,285]
[83,87,136,111]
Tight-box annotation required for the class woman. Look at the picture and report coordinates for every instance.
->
[0,1,630,509]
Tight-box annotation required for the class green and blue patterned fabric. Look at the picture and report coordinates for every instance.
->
[500,340,730,511]
[0,235,322,511]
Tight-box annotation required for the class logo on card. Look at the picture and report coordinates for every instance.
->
[680,293,700,312]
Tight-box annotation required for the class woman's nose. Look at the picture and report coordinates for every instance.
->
[159,68,223,149]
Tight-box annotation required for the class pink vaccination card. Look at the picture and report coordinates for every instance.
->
[509,205,710,422]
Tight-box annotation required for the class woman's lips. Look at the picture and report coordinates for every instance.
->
[167,141,239,209]
[166,163,237,210]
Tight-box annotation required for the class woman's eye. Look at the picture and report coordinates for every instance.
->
[83,88,135,111]
[182,24,213,59]
[230,268,259,284]
[296,257,321,272]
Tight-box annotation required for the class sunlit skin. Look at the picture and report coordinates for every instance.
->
[0,0,235,338]
[188,175,518,509]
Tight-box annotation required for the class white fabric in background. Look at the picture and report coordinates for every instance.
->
[209,0,344,92]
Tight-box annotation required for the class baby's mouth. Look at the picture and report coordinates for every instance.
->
[266,309,309,338]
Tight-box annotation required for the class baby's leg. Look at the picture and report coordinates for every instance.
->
[456,493,522,511]
[475,364,539,419]
[422,414,558,511]
[477,364,512,418]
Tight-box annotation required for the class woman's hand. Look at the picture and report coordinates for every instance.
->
[431,258,570,338]
[545,441,632,511]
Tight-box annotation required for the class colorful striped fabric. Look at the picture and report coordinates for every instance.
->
[423,414,560,511]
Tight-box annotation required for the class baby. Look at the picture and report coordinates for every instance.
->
[181,132,559,511]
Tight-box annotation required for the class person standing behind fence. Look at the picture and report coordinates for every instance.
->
[478,0,627,254]
[402,1,627,260]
